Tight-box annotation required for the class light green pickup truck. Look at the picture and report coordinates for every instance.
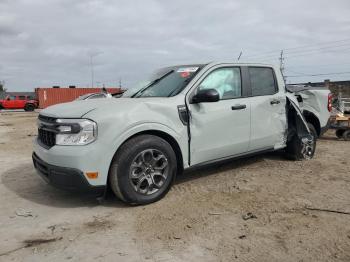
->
[33,62,317,204]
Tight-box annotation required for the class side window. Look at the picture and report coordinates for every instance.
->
[249,67,277,96]
[8,95,16,100]
[18,96,26,100]
[198,67,242,100]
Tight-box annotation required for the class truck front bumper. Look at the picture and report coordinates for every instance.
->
[32,152,105,194]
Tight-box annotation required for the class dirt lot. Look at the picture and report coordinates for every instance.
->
[0,111,349,262]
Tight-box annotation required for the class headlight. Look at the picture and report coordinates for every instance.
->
[55,119,97,145]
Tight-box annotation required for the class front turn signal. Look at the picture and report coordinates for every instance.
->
[86,172,99,179]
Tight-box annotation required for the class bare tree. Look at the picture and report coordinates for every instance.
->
[0,80,5,92]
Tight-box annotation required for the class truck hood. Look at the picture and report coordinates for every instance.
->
[40,100,101,118]
[39,98,175,119]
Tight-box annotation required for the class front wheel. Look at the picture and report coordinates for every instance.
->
[109,135,177,205]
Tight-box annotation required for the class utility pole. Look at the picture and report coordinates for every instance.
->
[279,50,286,83]
[119,78,122,88]
[89,52,102,88]
[89,54,94,88]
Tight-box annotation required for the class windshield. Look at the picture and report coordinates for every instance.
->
[122,65,203,98]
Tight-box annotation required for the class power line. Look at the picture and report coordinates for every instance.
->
[285,47,350,59]
[287,62,350,69]
[245,38,350,59]
[247,45,350,60]
[285,71,350,78]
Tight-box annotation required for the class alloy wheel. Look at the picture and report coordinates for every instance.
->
[129,149,169,195]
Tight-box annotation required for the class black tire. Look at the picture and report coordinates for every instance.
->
[24,104,35,111]
[336,129,345,139]
[343,130,350,141]
[109,135,177,205]
[285,123,317,160]
[0,104,3,110]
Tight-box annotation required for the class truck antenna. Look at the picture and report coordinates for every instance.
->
[237,51,242,61]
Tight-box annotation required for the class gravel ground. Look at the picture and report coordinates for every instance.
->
[0,111,349,262]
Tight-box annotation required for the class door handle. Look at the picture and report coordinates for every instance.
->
[270,100,280,105]
[231,104,246,110]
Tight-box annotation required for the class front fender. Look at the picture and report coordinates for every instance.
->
[99,122,188,184]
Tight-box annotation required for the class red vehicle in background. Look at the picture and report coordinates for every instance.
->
[0,95,38,111]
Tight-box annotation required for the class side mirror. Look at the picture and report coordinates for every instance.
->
[191,89,220,104]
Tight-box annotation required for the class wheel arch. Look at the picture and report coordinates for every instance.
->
[303,110,321,136]
[126,130,184,174]
[108,128,185,182]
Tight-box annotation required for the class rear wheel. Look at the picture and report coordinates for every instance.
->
[343,130,350,141]
[336,129,345,139]
[109,135,177,205]
[24,104,35,111]
[285,123,317,160]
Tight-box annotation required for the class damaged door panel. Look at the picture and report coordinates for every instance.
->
[285,94,315,160]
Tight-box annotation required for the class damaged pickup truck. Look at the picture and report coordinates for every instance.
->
[33,62,321,204]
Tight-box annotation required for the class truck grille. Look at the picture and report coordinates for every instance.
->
[38,115,57,148]
[38,128,56,147]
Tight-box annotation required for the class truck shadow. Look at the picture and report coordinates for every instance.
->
[176,151,286,185]
[2,152,286,208]
[1,163,126,208]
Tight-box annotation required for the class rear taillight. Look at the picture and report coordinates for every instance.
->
[327,93,332,112]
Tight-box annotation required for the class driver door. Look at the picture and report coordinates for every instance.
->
[188,66,251,165]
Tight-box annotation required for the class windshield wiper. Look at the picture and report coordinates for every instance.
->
[132,69,174,98]
[167,77,192,97]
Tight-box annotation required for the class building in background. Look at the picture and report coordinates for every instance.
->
[35,86,123,108]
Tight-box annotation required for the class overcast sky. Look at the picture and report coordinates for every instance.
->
[1,0,350,91]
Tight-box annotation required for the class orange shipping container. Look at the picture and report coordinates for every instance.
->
[35,87,122,109]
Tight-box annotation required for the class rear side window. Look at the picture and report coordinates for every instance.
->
[18,96,26,100]
[249,67,277,96]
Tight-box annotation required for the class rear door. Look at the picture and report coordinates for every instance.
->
[188,66,251,165]
[248,67,287,151]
